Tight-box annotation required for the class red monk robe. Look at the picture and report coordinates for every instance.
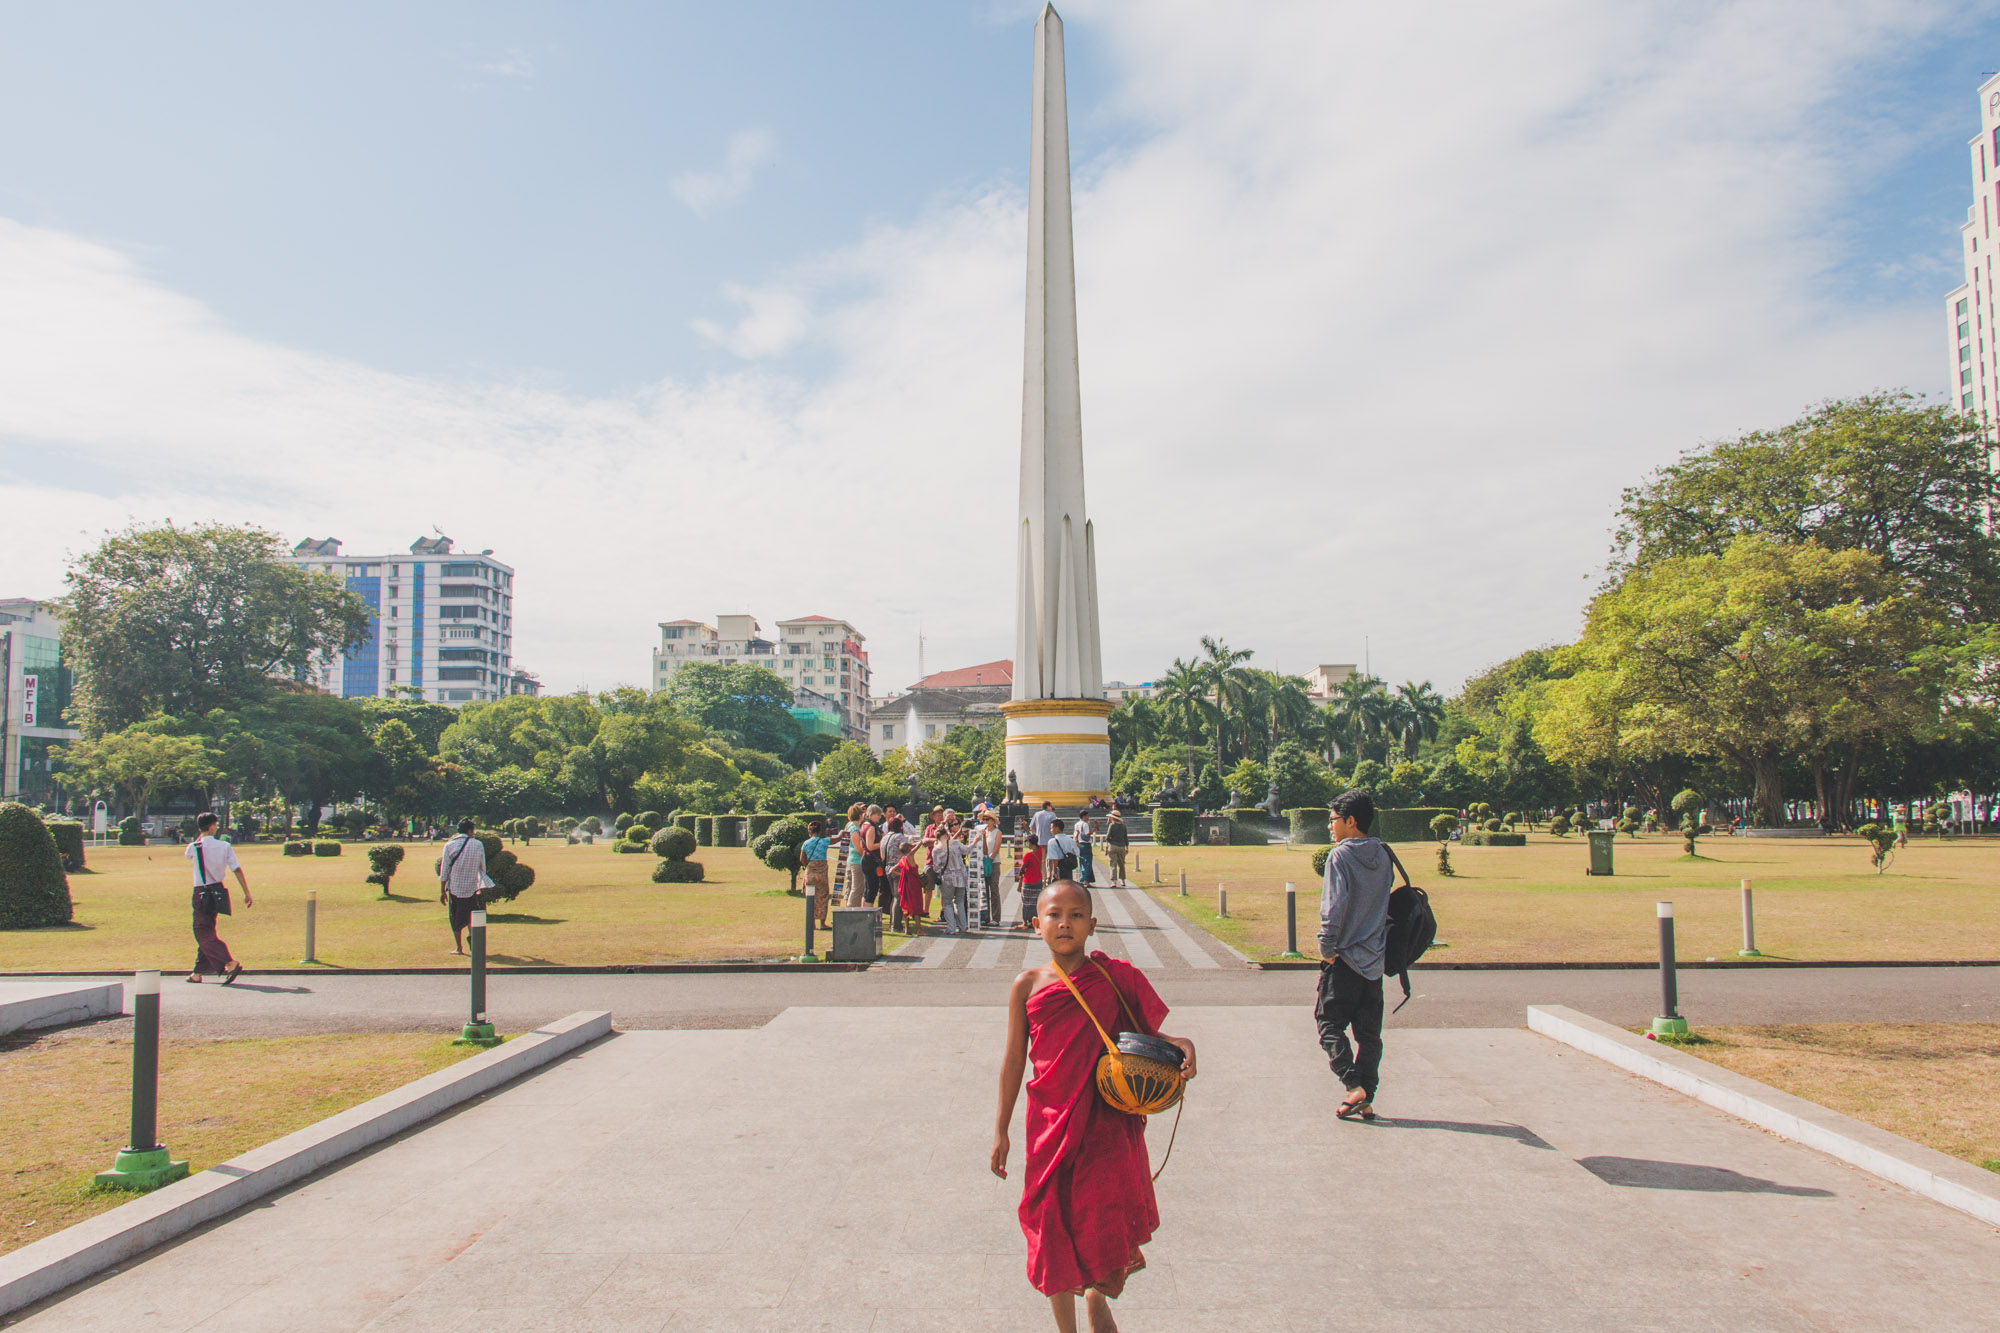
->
[1019,951,1170,1297]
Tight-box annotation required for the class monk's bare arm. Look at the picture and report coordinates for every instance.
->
[991,971,1036,1178]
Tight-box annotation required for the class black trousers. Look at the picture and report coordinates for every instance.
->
[1315,957,1384,1100]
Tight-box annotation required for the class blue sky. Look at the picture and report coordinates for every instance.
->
[2,0,1997,697]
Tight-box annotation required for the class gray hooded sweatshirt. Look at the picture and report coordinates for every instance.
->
[1319,835,1395,979]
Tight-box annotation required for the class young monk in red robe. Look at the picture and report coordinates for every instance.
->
[991,879,1197,1333]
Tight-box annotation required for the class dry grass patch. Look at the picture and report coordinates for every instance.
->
[1678,1024,2000,1175]
[1131,836,2000,963]
[0,841,826,972]
[1,1030,481,1255]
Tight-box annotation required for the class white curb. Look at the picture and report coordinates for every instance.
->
[0,982,122,1037]
[1527,1004,2000,1231]
[0,1009,613,1319]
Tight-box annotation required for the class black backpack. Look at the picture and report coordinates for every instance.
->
[1381,847,1438,1012]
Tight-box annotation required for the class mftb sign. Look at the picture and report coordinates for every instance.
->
[20,673,35,727]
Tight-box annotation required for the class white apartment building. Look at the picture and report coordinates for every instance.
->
[0,598,80,804]
[1948,73,2000,440]
[289,536,517,705]
[653,613,871,741]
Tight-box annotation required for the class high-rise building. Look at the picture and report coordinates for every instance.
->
[652,614,871,741]
[1948,75,2000,438]
[289,536,517,705]
[0,598,80,804]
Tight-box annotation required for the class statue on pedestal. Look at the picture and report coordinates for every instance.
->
[1258,779,1283,818]
[1006,770,1024,803]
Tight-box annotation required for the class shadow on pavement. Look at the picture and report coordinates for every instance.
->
[1576,1155,1835,1196]
[1373,1118,1555,1149]
[213,982,313,995]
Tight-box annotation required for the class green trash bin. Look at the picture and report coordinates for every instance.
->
[1587,829,1615,876]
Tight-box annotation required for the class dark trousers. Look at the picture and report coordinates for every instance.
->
[192,909,234,975]
[1315,957,1384,1099]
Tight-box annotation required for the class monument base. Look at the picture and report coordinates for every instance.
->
[1002,699,1112,806]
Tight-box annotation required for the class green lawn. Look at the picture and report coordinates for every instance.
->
[0,839,897,972]
[1127,832,2000,963]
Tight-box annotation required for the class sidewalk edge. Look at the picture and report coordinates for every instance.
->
[1525,1004,2000,1231]
[0,1008,613,1319]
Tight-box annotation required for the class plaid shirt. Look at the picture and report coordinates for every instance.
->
[440,834,489,898]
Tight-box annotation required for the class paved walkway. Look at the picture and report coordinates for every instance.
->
[33,960,2000,1040]
[888,882,1234,973]
[17,1007,2000,1329]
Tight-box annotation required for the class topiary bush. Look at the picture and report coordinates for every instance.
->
[461,832,535,901]
[613,839,647,853]
[675,813,698,833]
[1463,830,1526,847]
[713,815,746,847]
[1373,807,1454,843]
[365,844,405,894]
[1287,808,1331,845]
[117,815,144,846]
[313,840,342,857]
[1483,818,1503,833]
[651,826,698,860]
[1671,788,1711,857]
[746,813,785,840]
[1311,845,1332,878]
[0,802,73,928]
[651,858,705,884]
[1154,808,1195,846]
[637,810,663,828]
[1549,815,1572,837]
[1430,812,1459,876]
[695,816,715,847]
[754,816,810,892]
[178,815,199,840]
[522,816,543,843]
[581,815,603,834]
[282,840,309,856]
[613,812,635,833]
[1855,823,1898,873]
[44,820,85,872]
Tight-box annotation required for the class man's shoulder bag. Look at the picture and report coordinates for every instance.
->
[1381,846,1438,1013]
[191,841,231,917]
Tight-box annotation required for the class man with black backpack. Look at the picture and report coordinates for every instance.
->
[1318,790,1395,1121]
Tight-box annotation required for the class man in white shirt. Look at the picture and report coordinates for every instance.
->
[439,818,492,955]
[1031,801,1056,848]
[184,813,252,983]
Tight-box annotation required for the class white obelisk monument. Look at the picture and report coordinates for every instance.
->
[1003,4,1110,807]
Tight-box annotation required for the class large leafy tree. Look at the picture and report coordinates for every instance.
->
[60,523,371,732]
[1613,392,2000,620]
[54,723,220,816]
[664,662,804,759]
[1538,537,1945,826]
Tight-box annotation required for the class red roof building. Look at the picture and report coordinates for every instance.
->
[911,659,1013,691]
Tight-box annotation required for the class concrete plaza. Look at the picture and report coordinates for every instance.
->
[15,1004,2000,1330]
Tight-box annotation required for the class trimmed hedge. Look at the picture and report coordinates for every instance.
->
[651,858,705,883]
[312,840,342,857]
[1286,808,1331,845]
[1462,830,1526,847]
[675,814,698,833]
[117,814,145,846]
[1224,810,1272,845]
[613,840,647,853]
[652,826,698,860]
[695,816,715,846]
[1153,808,1195,846]
[746,813,789,839]
[1374,807,1454,843]
[44,820,85,872]
[0,802,73,928]
[714,815,746,847]
[282,840,309,857]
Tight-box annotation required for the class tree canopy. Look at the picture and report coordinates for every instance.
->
[59,523,371,733]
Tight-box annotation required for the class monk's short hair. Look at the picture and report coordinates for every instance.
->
[196,812,218,832]
[1037,878,1092,914]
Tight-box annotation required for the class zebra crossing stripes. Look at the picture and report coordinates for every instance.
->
[913,936,961,968]
[1089,885,1162,968]
[1124,886,1224,969]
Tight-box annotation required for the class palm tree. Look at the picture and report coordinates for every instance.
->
[1393,680,1446,759]
[1328,674,1391,763]
[1266,673,1316,748]
[1154,658,1213,780]
[1197,635,1255,773]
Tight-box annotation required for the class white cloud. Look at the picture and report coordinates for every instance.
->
[0,0,1965,699]
[477,51,534,78]
[670,128,776,217]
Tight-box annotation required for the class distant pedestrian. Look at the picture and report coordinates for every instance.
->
[1016,840,1046,929]
[842,803,868,907]
[1046,819,1078,882]
[1104,810,1129,886]
[861,805,887,911]
[975,812,1003,926]
[1031,800,1056,848]
[895,842,927,925]
[185,813,251,984]
[935,814,971,933]
[1318,790,1395,1121]
[439,818,492,955]
[801,820,832,927]
[1074,813,1096,885]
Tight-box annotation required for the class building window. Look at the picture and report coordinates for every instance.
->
[1962,322,1973,340]
[1963,344,1974,363]
[925,724,937,738]
[1963,368,1974,386]
[663,627,682,639]
[882,725,895,740]
[1964,392,1975,408]
[1962,298,1973,316]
